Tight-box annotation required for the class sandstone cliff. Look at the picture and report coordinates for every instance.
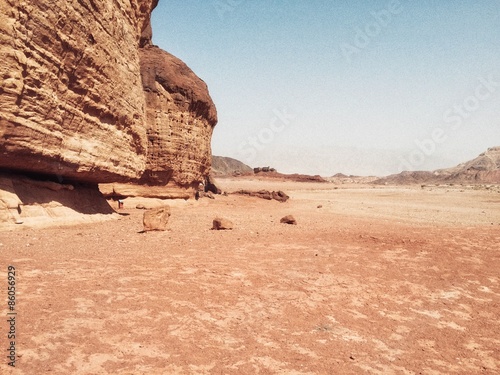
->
[99,45,218,199]
[0,0,161,182]
[1,0,217,187]
[139,45,217,187]
[98,15,218,198]
[1,0,219,225]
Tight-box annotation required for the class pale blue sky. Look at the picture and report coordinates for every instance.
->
[151,1,500,175]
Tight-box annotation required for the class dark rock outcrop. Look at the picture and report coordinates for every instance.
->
[232,190,289,202]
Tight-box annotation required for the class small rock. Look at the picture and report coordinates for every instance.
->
[196,191,215,200]
[280,215,297,225]
[317,205,323,208]
[203,191,215,199]
[143,206,171,232]
[136,204,146,209]
[212,217,233,230]
[272,190,289,202]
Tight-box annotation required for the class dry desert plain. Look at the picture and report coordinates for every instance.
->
[1,177,500,374]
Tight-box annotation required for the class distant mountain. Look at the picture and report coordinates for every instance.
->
[211,156,253,176]
[375,147,500,185]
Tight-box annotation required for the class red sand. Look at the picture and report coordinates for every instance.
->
[1,179,499,374]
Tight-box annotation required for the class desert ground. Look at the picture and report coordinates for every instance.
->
[1,178,499,374]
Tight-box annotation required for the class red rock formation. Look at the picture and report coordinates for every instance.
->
[138,46,217,188]
[100,18,218,198]
[1,0,218,212]
[0,0,160,183]
[137,15,217,190]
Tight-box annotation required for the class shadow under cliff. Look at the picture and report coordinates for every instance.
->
[0,172,115,225]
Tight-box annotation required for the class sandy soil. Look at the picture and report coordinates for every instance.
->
[1,178,499,374]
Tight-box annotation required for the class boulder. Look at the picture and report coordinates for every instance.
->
[212,217,233,230]
[280,215,297,225]
[256,190,273,200]
[143,206,171,232]
[272,190,289,203]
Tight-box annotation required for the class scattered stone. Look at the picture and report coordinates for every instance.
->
[272,190,289,202]
[212,217,233,230]
[317,205,323,208]
[143,206,171,232]
[197,191,215,200]
[254,166,277,173]
[232,189,289,202]
[280,215,297,225]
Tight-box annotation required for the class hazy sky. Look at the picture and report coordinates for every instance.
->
[151,1,500,175]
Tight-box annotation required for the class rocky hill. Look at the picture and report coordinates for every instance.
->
[375,147,500,185]
[211,156,253,176]
[435,146,500,183]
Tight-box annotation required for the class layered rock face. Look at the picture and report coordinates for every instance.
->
[99,45,218,198]
[0,0,158,182]
[1,0,218,214]
[139,45,217,187]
